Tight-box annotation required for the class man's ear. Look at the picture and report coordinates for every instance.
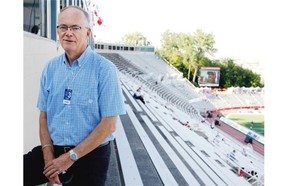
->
[86,27,92,37]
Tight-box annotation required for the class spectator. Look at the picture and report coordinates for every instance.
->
[206,110,213,118]
[214,119,220,126]
[239,167,246,177]
[244,134,253,144]
[210,121,215,129]
[246,161,256,178]
[133,87,145,104]
[184,121,191,129]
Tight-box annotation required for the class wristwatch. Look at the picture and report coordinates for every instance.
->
[69,149,78,161]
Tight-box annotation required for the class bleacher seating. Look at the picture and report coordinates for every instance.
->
[98,52,203,121]
[94,50,264,186]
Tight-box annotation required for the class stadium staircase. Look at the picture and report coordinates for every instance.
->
[99,51,264,186]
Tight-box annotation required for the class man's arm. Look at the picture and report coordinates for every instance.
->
[39,111,61,184]
[74,116,117,157]
[43,116,118,178]
[39,111,54,164]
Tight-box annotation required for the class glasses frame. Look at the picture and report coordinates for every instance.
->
[57,24,89,32]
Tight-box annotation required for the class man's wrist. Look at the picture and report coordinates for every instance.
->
[42,144,53,150]
[69,149,79,161]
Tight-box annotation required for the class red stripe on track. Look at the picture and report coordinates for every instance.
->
[217,121,264,156]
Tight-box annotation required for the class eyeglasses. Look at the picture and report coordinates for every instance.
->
[57,25,87,32]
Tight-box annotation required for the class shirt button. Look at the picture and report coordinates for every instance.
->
[88,99,93,103]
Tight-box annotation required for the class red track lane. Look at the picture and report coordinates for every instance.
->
[216,121,264,156]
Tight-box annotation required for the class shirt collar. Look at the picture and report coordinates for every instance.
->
[62,46,92,67]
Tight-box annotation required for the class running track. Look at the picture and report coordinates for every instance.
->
[216,120,264,156]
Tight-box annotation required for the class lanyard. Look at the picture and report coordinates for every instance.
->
[63,54,91,105]
[66,54,91,89]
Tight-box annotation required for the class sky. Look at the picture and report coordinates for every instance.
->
[92,0,286,65]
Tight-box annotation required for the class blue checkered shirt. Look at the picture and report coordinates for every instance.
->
[37,46,126,146]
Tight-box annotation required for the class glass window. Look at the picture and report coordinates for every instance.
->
[23,0,47,38]
[23,0,40,34]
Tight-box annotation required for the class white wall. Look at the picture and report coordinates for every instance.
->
[24,32,63,153]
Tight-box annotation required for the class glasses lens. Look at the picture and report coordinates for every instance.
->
[58,25,68,32]
[71,26,81,31]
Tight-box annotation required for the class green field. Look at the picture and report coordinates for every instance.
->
[226,114,265,136]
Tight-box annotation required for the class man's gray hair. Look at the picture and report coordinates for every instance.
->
[60,5,90,27]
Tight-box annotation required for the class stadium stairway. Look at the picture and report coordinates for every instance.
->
[103,80,257,186]
[98,52,203,120]
[89,51,264,186]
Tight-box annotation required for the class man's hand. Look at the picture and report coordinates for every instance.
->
[43,152,73,184]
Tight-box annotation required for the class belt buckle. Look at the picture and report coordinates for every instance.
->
[64,147,71,153]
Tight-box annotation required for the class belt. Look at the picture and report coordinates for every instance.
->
[54,141,110,153]
[97,141,110,148]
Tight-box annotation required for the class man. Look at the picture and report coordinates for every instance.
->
[207,71,216,83]
[24,6,126,185]
[133,87,145,104]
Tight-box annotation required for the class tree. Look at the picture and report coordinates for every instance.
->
[157,30,184,69]
[189,29,217,83]
[122,32,150,46]
[157,29,217,83]
[157,30,263,88]
[212,58,264,88]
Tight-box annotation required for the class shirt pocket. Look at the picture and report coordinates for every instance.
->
[74,88,99,115]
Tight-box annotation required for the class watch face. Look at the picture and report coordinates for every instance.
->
[70,150,78,161]
[71,154,77,160]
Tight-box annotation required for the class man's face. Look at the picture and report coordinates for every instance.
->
[208,73,216,82]
[57,8,91,54]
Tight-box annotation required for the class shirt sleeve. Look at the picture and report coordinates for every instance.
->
[98,61,126,117]
[37,63,49,112]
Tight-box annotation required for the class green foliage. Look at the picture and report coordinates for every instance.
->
[124,29,264,88]
[122,32,151,46]
[157,30,264,88]
[214,58,264,88]
[157,29,217,82]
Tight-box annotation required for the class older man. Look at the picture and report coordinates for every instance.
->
[24,6,126,186]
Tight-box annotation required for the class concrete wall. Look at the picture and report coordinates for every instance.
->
[24,32,63,153]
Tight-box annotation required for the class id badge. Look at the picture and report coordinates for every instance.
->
[63,89,72,104]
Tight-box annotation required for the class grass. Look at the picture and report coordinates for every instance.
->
[226,114,264,136]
